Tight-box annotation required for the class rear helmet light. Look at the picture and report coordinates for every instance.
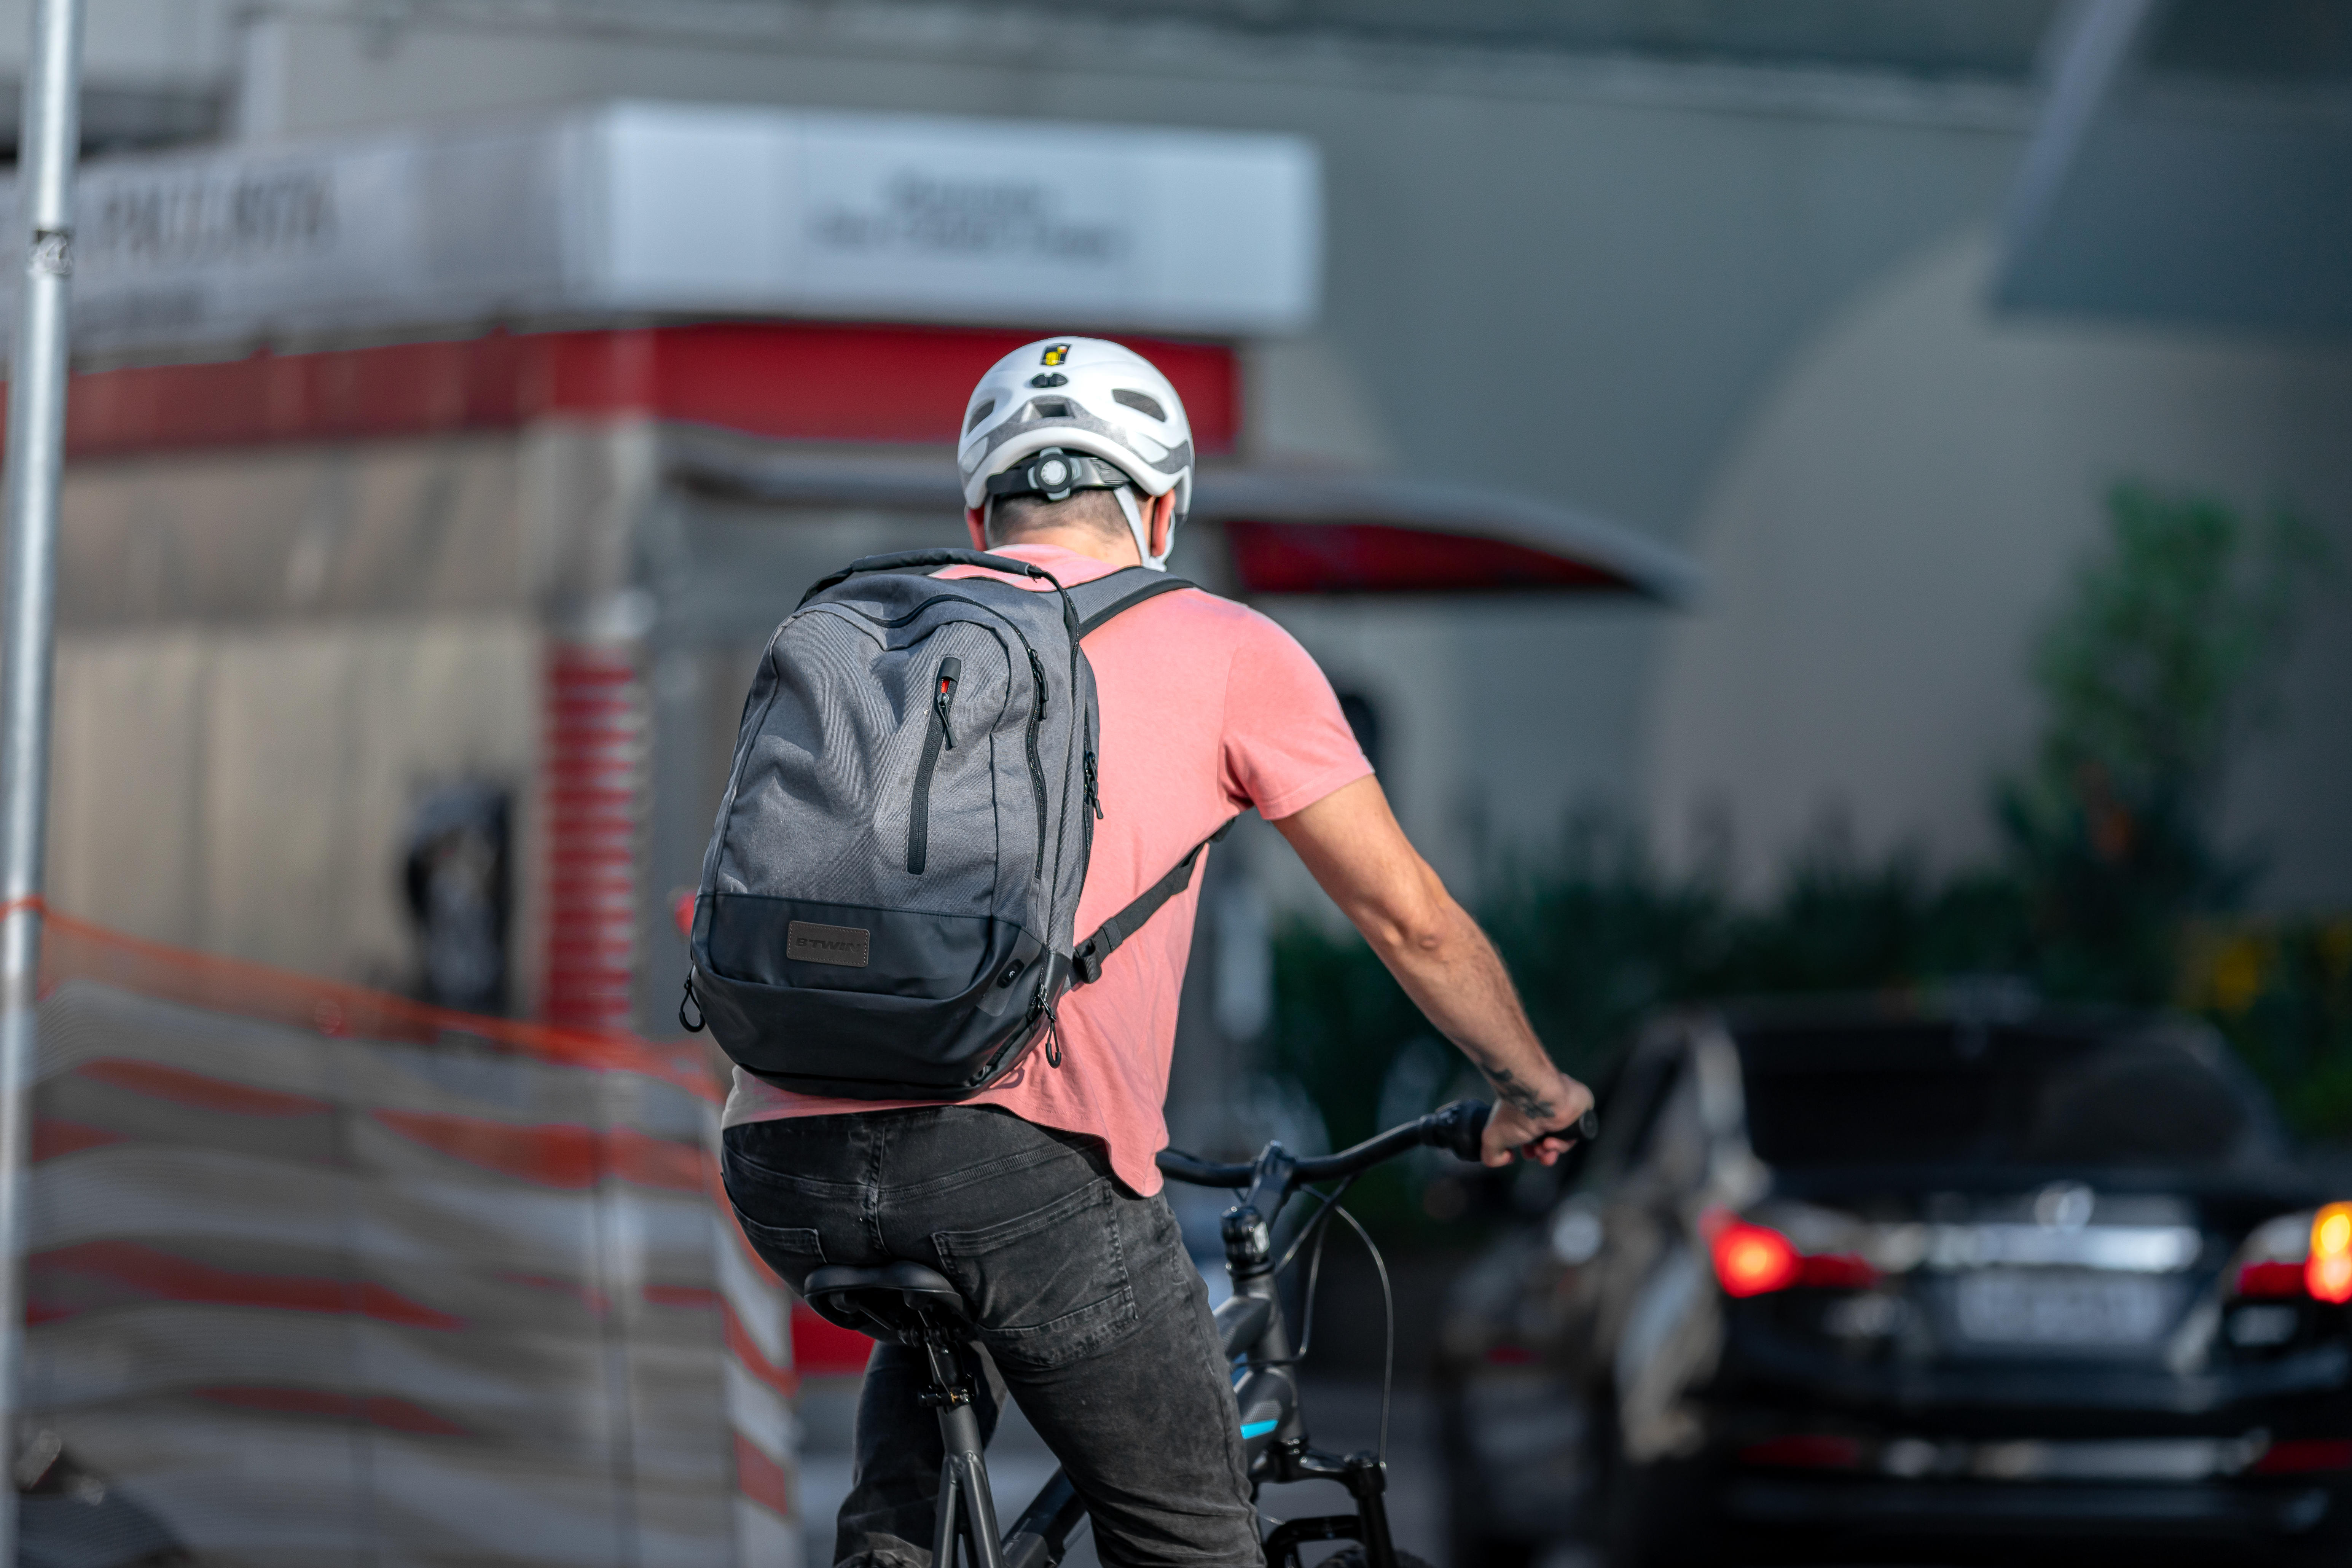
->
[2311,1204,2352,1304]
[1706,1214,1879,1298]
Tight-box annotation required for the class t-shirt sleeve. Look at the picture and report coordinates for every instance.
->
[1221,611,1374,821]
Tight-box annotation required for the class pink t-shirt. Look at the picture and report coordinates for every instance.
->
[720,543,1372,1195]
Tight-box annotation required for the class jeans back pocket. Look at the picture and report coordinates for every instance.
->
[931,1177,1138,1370]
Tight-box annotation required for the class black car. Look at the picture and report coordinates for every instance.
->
[1437,997,2352,1566]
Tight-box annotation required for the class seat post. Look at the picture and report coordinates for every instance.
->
[800,1266,1007,1567]
[916,1321,1008,1568]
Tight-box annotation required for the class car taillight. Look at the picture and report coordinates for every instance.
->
[1707,1215,1879,1298]
[1714,1222,1799,1297]
[2252,1439,2352,1475]
[1737,1434,1862,1469]
[2237,1261,2306,1298]
[2312,1204,2352,1304]
[2230,1204,2352,1303]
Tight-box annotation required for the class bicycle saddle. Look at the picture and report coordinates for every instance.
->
[803,1261,972,1344]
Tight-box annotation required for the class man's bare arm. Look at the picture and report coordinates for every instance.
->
[1272,776,1592,1165]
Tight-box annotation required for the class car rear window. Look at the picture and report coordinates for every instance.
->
[1736,1025,2258,1170]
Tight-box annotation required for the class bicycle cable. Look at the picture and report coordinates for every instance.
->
[1241,1177,1355,1366]
[1253,1179,1394,1459]
[1273,1177,1355,1274]
[1329,1202,1394,1464]
[1286,1181,1347,1361]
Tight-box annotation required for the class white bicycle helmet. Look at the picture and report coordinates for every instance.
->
[958,337,1194,572]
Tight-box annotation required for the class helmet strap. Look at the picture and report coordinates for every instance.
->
[1114,486,1167,573]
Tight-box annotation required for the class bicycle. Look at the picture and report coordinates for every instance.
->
[802,1097,1598,1568]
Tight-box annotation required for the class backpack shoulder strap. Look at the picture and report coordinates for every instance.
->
[1071,816,1238,985]
[1066,568,1200,639]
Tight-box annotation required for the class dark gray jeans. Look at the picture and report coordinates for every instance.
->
[721,1106,1262,1568]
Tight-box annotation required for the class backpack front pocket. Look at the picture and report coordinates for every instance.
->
[905,655,961,875]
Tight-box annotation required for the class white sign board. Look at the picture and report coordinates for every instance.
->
[22,102,1321,358]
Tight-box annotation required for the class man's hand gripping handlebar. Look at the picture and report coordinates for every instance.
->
[1476,1067,1597,1169]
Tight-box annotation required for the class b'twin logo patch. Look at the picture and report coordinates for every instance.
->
[786,921,872,968]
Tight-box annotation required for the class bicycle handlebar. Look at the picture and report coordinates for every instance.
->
[1156,1099,1600,1189]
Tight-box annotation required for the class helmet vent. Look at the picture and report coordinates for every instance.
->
[964,399,995,433]
[1028,399,1071,419]
[1112,388,1166,422]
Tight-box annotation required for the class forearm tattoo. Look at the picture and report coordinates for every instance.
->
[1480,1061,1556,1120]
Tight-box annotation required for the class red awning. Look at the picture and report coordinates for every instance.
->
[1222,521,1619,594]
[1190,469,1693,601]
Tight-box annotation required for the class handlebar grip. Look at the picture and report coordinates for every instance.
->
[1426,1100,1490,1162]
[1428,1100,1601,1163]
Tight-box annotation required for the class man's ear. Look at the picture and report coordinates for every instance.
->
[966,507,989,550]
[1149,492,1177,561]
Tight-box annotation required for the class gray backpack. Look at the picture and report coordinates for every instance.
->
[682,550,1232,1099]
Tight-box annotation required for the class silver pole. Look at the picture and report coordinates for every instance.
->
[0,0,84,1554]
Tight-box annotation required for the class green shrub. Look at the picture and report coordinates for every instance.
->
[2186,918,2352,1139]
[1997,484,2325,1002]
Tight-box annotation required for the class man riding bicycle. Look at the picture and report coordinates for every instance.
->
[719,338,1594,1568]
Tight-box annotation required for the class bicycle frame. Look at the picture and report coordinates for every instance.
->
[906,1099,1583,1568]
[1208,1137,1408,1568]
[923,1145,1414,1568]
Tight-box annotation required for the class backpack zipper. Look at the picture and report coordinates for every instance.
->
[1024,647,1050,878]
[1083,749,1103,820]
[905,656,961,875]
[814,591,1054,884]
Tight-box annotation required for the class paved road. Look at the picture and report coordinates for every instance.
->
[801,1372,1976,1567]
[798,1373,1530,1568]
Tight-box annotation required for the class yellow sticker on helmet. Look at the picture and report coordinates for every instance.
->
[1041,343,1070,367]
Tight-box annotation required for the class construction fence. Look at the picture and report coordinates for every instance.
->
[18,909,798,1568]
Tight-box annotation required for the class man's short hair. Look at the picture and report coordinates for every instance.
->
[986,488,1130,548]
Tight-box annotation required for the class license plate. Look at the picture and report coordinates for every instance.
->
[1953,1271,2171,1347]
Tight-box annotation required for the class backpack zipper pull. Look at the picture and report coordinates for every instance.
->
[1084,751,1103,819]
[934,657,961,749]
[1026,648,1047,717]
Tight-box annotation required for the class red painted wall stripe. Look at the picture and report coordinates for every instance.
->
[39,909,719,1101]
[723,1297,799,1401]
[609,1129,706,1192]
[373,1108,706,1193]
[49,322,1238,459]
[374,1109,600,1188]
[76,1058,332,1119]
[32,1119,127,1162]
[191,1385,475,1438]
[28,1239,464,1330]
[543,644,644,1035]
[645,1283,722,1311]
[496,1272,610,1317]
[732,1431,795,1520]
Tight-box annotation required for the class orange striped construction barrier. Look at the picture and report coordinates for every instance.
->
[21,911,797,1566]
